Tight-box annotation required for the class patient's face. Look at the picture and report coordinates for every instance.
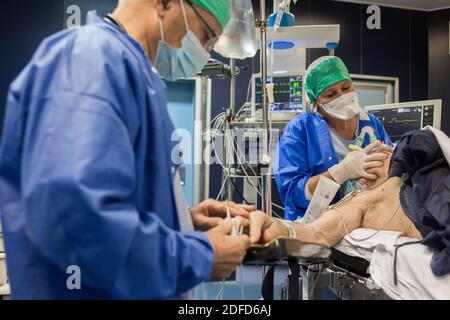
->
[358,149,393,188]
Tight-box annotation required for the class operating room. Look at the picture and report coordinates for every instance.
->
[0,0,449,302]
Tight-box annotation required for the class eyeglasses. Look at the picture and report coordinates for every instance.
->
[185,0,219,51]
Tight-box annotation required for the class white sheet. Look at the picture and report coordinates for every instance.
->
[334,228,450,300]
[424,126,450,166]
[334,228,403,261]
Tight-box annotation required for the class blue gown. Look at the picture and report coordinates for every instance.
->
[275,110,392,220]
[0,12,213,299]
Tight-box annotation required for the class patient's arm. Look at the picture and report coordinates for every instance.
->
[250,177,422,247]
[296,148,397,247]
[291,148,400,247]
[250,184,372,247]
[290,177,422,247]
[291,187,369,247]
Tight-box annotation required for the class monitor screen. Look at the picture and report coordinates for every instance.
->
[255,75,303,112]
[368,106,425,142]
[366,100,441,143]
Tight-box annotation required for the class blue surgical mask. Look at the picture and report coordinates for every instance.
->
[154,0,210,81]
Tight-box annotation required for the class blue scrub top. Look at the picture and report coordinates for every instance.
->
[274,110,392,220]
[0,12,213,299]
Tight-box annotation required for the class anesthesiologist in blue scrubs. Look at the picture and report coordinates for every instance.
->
[275,56,393,220]
[0,0,253,299]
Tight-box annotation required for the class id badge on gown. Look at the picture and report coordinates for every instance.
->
[172,166,194,232]
[172,166,196,300]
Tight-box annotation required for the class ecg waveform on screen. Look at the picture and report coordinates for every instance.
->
[385,117,421,126]
[255,76,303,111]
[256,82,291,87]
[375,109,422,142]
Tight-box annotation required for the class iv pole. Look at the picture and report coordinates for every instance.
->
[258,0,272,218]
[223,1,272,215]
[226,58,237,201]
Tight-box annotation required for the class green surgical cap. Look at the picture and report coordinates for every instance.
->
[191,0,232,30]
[304,56,352,103]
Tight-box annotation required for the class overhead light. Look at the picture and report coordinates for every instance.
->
[272,70,288,74]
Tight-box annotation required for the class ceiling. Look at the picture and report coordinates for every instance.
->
[331,0,450,11]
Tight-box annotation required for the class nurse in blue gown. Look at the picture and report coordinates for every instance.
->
[275,56,393,220]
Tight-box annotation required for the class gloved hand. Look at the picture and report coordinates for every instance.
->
[205,219,250,280]
[328,141,388,185]
[190,199,255,231]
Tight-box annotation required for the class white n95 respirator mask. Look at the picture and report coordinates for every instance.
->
[319,91,361,120]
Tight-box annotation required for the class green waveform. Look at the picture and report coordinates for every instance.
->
[273,90,291,94]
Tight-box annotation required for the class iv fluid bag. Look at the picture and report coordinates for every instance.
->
[213,0,257,60]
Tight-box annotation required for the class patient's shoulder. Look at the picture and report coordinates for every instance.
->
[361,177,402,208]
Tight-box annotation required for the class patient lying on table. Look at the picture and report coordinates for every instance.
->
[249,150,422,247]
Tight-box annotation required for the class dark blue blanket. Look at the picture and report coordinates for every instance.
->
[389,130,450,277]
